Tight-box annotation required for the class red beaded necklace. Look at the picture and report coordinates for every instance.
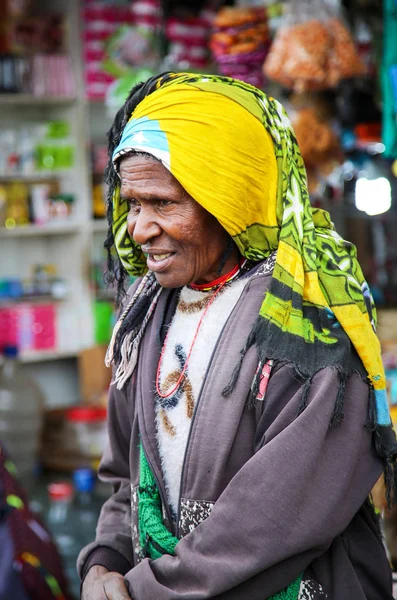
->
[188,259,243,292]
[156,259,246,399]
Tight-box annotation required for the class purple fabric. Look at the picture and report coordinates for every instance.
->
[0,521,30,600]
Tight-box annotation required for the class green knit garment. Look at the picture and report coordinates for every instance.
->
[138,446,302,599]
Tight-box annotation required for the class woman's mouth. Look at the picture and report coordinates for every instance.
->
[146,252,175,271]
[151,253,172,261]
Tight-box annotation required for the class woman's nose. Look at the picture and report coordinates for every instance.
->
[128,208,162,246]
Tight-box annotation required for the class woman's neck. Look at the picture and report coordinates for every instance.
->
[189,255,244,291]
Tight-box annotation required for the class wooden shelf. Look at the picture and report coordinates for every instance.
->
[0,171,70,181]
[0,294,66,305]
[20,348,79,363]
[0,221,82,238]
[0,94,76,106]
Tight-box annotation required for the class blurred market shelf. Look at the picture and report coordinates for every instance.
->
[90,218,108,233]
[0,294,66,305]
[0,221,83,237]
[0,171,73,181]
[20,348,79,363]
[95,288,116,302]
[0,94,76,106]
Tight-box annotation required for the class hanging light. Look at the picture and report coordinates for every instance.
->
[355,176,392,216]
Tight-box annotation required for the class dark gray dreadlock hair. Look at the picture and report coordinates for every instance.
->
[104,75,163,307]
[103,75,175,371]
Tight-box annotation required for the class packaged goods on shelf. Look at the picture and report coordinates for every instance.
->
[0,180,75,229]
[0,121,75,178]
[2,181,30,227]
[94,300,114,345]
[30,54,75,98]
[0,303,56,353]
[41,406,108,472]
[0,53,74,98]
[0,269,68,303]
[0,10,75,97]
[0,54,29,94]
[91,143,108,218]
[92,183,107,219]
[3,12,66,55]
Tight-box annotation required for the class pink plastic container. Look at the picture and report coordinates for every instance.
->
[0,304,56,352]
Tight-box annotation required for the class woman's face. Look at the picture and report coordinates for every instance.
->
[120,154,237,288]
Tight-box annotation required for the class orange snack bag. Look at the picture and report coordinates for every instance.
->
[327,18,366,84]
[264,13,366,91]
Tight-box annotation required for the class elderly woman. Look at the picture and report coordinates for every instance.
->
[78,73,396,600]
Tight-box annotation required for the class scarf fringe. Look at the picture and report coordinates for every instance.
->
[224,315,397,507]
[365,385,377,431]
[297,376,312,416]
[106,271,162,390]
[222,330,256,399]
[366,385,397,507]
[106,273,151,367]
[113,286,162,390]
[330,370,347,428]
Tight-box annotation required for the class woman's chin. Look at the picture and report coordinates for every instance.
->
[153,270,192,289]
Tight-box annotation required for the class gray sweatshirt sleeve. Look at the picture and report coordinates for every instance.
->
[76,381,136,580]
[125,365,383,600]
[77,280,142,580]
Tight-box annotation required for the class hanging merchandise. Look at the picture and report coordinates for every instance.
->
[290,100,343,197]
[102,24,160,78]
[102,0,162,109]
[382,0,397,158]
[210,6,270,88]
[263,0,366,92]
[83,1,136,101]
[163,13,212,72]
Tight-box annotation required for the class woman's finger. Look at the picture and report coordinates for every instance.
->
[102,573,132,600]
[82,577,108,600]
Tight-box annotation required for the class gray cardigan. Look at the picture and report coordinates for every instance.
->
[77,267,392,599]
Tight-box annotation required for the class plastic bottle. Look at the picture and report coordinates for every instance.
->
[47,482,80,598]
[47,482,76,552]
[0,345,44,488]
[72,467,101,547]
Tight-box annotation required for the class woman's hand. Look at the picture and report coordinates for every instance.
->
[81,565,132,599]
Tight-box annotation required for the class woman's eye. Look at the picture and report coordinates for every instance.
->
[128,199,140,211]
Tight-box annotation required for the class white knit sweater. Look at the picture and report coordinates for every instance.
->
[155,278,247,515]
